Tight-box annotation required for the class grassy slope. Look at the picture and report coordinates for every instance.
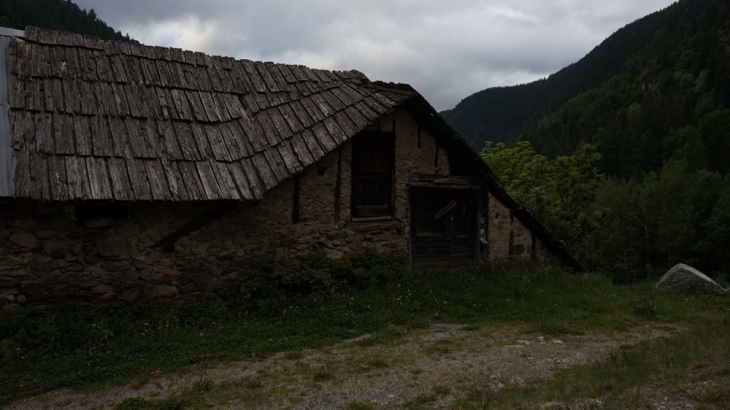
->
[1,253,728,408]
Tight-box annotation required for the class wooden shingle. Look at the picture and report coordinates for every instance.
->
[173,121,202,161]
[53,113,75,155]
[48,155,69,201]
[278,140,303,174]
[125,119,151,158]
[226,162,255,200]
[262,146,288,183]
[86,157,113,200]
[159,120,183,160]
[29,152,51,199]
[160,159,189,201]
[35,112,54,153]
[127,158,153,200]
[177,161,205,200]
[107,116,133,158]
[73,116,92,156]
[251,153,278,190]
[211,161,241,200]
[65,155,91,200]
[195,160,223,200]
[240,158,264,199]
[190,122,214,160]
[145,160,172,201]
[301,128,326,159]
[12,148,31,198]
[242,60,267,93]
[8,27,418,203]
[290,133,315,166]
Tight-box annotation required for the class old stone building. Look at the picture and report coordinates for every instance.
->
[0,26,580,306]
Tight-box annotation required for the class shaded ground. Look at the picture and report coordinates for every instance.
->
[8,323,718,409]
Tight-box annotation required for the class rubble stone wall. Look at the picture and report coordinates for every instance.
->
[0,107,561,309]
[512,217,534,260]
[0,108,453,308]
[487,192,511,260]
[486,192,552,262]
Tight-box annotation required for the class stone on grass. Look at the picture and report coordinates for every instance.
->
[655,263,727,295]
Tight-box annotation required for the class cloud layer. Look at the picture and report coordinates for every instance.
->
[74,0,677,110]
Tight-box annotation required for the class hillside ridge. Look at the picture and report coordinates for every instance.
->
[441,0,713,150]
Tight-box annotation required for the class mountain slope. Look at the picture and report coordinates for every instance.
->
[0,0,131,41]
[441,0,714,150]
[520,0,730,178]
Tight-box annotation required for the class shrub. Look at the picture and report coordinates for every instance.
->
[220,250,409,315]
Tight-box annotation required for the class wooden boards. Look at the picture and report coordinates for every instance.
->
[8,27,414,202]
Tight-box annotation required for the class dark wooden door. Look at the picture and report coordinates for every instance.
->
[409,187,478,269]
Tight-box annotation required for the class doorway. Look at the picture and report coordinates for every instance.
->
[409,186,479,269]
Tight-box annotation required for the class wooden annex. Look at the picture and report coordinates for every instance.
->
[0,27,580,306]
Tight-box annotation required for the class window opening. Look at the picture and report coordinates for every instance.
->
[351,132,394,218]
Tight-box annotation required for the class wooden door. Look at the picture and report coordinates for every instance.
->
[409,186,478,269]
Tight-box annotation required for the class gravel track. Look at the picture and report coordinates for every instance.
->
[7,324,689,409]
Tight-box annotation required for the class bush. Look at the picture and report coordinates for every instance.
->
[220,250,409,315]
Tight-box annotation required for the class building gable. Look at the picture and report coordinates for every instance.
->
[0,26,583,307]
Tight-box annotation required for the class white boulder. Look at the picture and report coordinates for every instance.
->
[655,263,727,295]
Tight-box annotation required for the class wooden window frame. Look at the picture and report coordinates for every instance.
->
[350,132,395,220]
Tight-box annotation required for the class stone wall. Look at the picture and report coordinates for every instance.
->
[486,192,552,262]
[388,110,450,219]
[0,107,455,308]
[512,217,534,260]
[0,106,565,310]
[487,192,511,259]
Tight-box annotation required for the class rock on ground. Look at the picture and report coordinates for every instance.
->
[655,263,727,296]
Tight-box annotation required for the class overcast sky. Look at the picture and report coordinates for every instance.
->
[74,0,678,111]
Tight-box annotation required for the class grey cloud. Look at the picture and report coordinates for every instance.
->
[75,0,676,110]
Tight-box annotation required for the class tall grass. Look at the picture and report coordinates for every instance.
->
[0,250,725,405]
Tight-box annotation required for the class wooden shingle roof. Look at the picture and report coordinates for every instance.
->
[6,27,413,202]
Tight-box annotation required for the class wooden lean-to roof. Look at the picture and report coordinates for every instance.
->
[5,26,411,202]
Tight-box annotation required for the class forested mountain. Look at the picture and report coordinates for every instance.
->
[481,1,730,280]
[441,0,714,150]
[521,0,730,179]
[0,0,131,42]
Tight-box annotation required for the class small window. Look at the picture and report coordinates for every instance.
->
[351,132,394,218]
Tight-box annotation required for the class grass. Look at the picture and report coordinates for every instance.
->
[452,292,730,409]
[1,250,728,407]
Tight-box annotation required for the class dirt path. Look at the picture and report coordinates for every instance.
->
[7,324,685,409]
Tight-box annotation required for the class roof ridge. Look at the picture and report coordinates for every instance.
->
[21,26,374,85]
